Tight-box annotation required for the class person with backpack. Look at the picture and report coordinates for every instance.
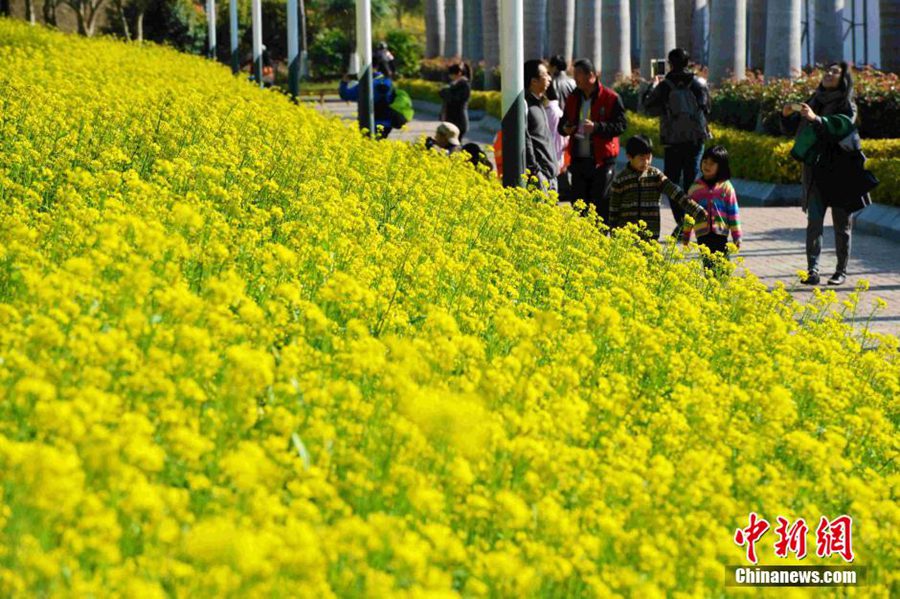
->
[440,63,472,142]
[339,69,401,139]
[373,42,396,78]
[641,48,711,234]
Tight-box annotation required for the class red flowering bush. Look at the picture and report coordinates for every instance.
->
[616,66,900,140]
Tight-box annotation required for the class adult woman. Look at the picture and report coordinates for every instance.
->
[782,62,869,286]
[440,63,471,142]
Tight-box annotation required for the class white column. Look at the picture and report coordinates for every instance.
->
[251,0,263,85]
[207,0,217,59]
[356,0,374,134]
[500,0,525,187]
[230,0,239,73]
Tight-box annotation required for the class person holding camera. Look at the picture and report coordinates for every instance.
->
[641,48,711,234]
[782,62,874,287]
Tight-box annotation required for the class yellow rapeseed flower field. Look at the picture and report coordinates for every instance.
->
[0,19,897,598]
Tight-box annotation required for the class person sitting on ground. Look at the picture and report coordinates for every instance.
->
[425,122,462,155]
[339,70,397,139]
[683,145,742,271]
[609,134,707,240]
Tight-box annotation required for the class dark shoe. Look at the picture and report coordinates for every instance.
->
[827,272,847,286]
[801,271,820,285]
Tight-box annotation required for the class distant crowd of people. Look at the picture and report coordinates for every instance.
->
[514,49,875,283]
[339,42,876,284]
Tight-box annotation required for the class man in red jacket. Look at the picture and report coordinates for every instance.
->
[558,59,628,225]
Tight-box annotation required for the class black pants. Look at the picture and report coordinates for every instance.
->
[807,190,852,275]
[556,170,572,203]
[664,142,704,225]
[697,233,729,271]
[569,157,616,224]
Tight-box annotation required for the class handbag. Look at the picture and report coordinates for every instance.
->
[814,149,879,212]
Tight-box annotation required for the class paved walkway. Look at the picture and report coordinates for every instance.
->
[308,95,900,337]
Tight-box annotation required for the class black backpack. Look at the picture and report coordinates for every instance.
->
[661,78,710,145]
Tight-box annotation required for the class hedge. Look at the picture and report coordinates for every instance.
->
[614,66,900,139]
[398,79,899,207]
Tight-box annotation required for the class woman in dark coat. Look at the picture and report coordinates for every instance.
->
[440,63,471,142]
[782,62,869,287]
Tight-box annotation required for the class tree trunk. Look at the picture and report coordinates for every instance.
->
[463,0,484,61]
[674,0,692,51]
[481,0,500,87]
[548,0,576,62]
[630,0,640,66]
[640,0,676,78]
[882,0,900,73]
[748,0,767,70]
[709,0,746,82]
[25,0,36,23]
[299,0,307,52]
[43,0,57,26]
[765,0,801,79]
[116,0,131,40]
[524,0,547,60]
[85,1,100,36]
[601,0,631,83]
[444,0,463,58]
[814,0,844,65]
[425,0,446,58]
[136,10,144,42]
[574,0,600,67]
[690,0,708,65]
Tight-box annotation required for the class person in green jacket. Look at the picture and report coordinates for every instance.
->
[782,62,860,287]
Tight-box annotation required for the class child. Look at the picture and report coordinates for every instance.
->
[609,135,707,239]
[682,146,742,267]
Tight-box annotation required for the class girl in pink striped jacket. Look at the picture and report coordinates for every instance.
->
[683,146,742,264]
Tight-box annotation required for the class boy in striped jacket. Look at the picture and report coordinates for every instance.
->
[682,146,742,263]
[609,135,707,240]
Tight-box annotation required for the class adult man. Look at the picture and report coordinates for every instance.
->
[641,48,711,232]
[524,59,558,192]
[558,59,627,223]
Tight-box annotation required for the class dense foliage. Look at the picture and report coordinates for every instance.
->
[615,67,900,139]
[1,21,897,597]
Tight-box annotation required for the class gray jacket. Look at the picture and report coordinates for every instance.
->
[525,92,558,179]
